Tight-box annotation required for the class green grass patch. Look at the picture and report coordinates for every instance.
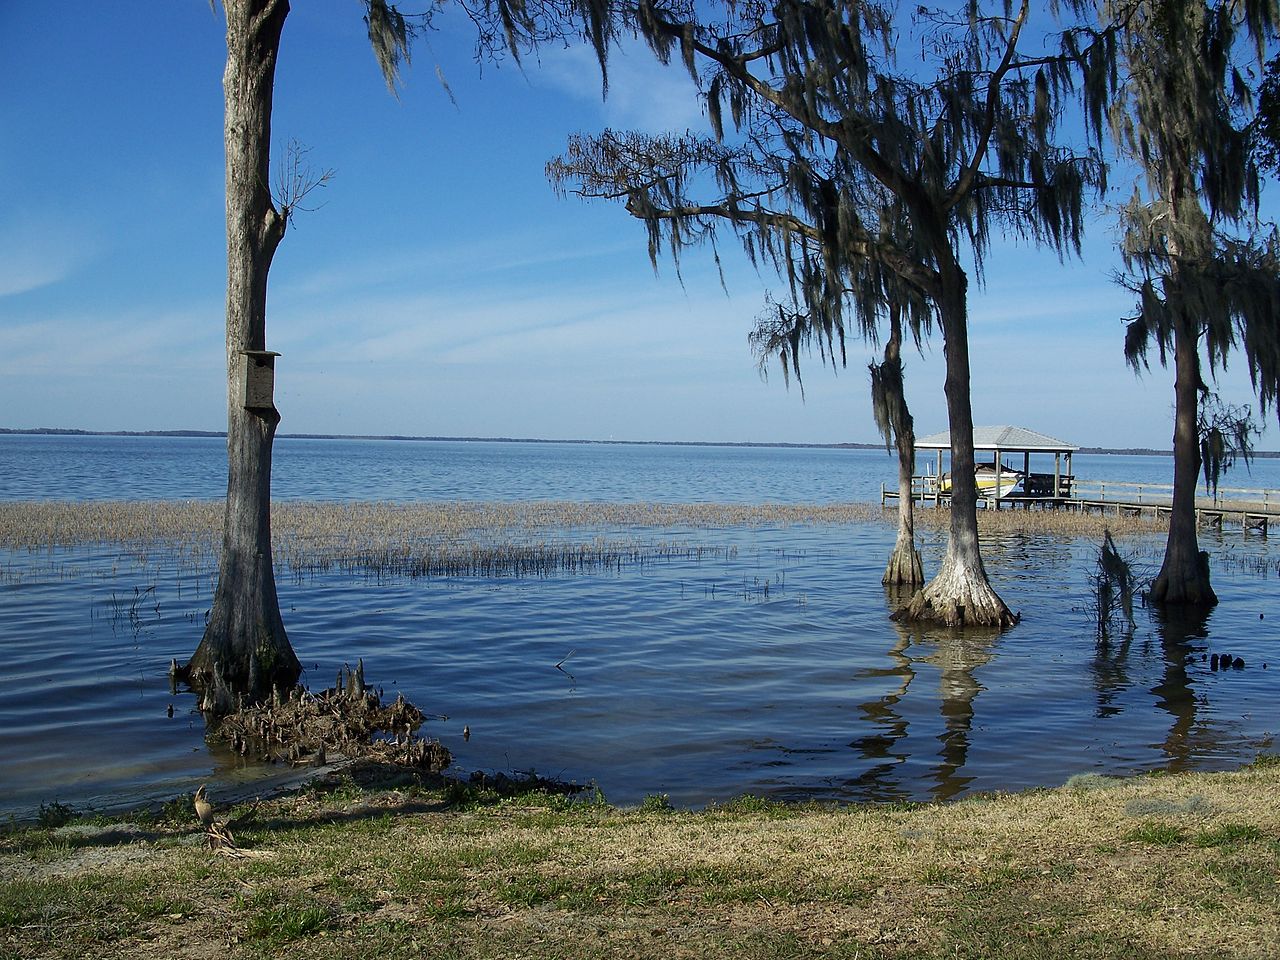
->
[419,878,473,921]
[919,863,962,886]
[4,763,1280,959]
[0,878,66,928]
[244,898,336,943]
[711,794,795,818]
[494,872,599,909]
[1193,823,1266,847]
[1125,822,1187,845]
[1200,857,1280,900]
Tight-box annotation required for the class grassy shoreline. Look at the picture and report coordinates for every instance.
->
[3,760,1278,959]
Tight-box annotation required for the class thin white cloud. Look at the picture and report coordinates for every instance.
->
[0,220,95,297]
[272,229,641,304]
[0,258,71,298]
[0,305,221,376]
[535,41,707,134]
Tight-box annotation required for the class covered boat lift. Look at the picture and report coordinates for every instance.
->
[906,425,1078,506]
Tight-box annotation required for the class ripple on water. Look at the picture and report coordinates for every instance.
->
[2,520,1279,818]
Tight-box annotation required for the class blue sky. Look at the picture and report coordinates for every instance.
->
[1,2,1275,449]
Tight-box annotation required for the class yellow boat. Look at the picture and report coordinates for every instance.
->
[939,463,1024,498]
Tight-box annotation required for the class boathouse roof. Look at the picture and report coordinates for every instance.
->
[915,425,1078,453]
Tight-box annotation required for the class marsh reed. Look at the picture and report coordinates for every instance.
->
[0,499,1168,580]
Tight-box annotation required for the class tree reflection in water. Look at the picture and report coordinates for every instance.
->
[1150,603,1214,771]
[844,585,999,801]
[841,584,1250,802]
[1091,620,1139,721]
[844,586,918,802]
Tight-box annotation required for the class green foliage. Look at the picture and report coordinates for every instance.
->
[1116,1,1280,417]
[1113,0,1280,603]
[35,801,75,829]
[1251,53,1280,172]
[360,0,621,97]
[640,793,675,813]
[442,773,604,811]
[1198,393,1259,496]
[713,794,793,818]
[550,2,1108,620]
[550,1,1108,386]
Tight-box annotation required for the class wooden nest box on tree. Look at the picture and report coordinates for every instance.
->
[239,350,280,411]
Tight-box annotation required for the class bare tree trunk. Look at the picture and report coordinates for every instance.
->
[895,259,1016,628]
[883,426,924,585]
[1149,315,1216,605]
[183,0,300,710]
[878,307,924,585]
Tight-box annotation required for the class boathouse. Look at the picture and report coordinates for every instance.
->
[885,425,1280,531]
[912,424,1077,505]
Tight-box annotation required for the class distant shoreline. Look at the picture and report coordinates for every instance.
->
[2,426,1276,458]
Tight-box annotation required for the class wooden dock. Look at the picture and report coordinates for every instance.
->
[882,477,1280,534]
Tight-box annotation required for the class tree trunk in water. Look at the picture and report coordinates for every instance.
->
[878,308,923,586]
[184,0,300,710]
[1149,316,1216,605]
[894,261,1016,628]
[883,430,924,585]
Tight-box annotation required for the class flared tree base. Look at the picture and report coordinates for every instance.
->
[1148,549,1218,607]
[882,542,925,586]
[182,596,300,715]
[891,558,1019,629]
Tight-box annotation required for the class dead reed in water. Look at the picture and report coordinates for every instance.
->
[914,504,1167,538]
[0,500,880,551]
[0,499,1165,579]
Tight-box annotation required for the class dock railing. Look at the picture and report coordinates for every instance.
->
[1071,479,1274,513]
[895,472,1076,503]
[885,474,1279,519]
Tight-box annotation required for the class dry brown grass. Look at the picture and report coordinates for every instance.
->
[0,498,1164,550]
[3,760,1278,959]
[0,498,1168,581]
[926,504,1167,538]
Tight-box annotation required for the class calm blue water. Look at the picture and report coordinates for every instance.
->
[8,433,1280,503]
[2,435,1279,819]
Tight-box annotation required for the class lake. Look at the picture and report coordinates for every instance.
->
[2,434,1278,819]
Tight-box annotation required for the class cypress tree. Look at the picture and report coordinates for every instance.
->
[550,0,1109,627]
[1112,0,1280,606]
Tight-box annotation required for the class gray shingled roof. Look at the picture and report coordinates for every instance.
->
[915,425,1078,452]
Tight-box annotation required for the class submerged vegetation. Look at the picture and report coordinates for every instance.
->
[3,761,1279,958]
[0,498,1169,583]
[1091,530,1142,642]
[0,498,1170,549]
